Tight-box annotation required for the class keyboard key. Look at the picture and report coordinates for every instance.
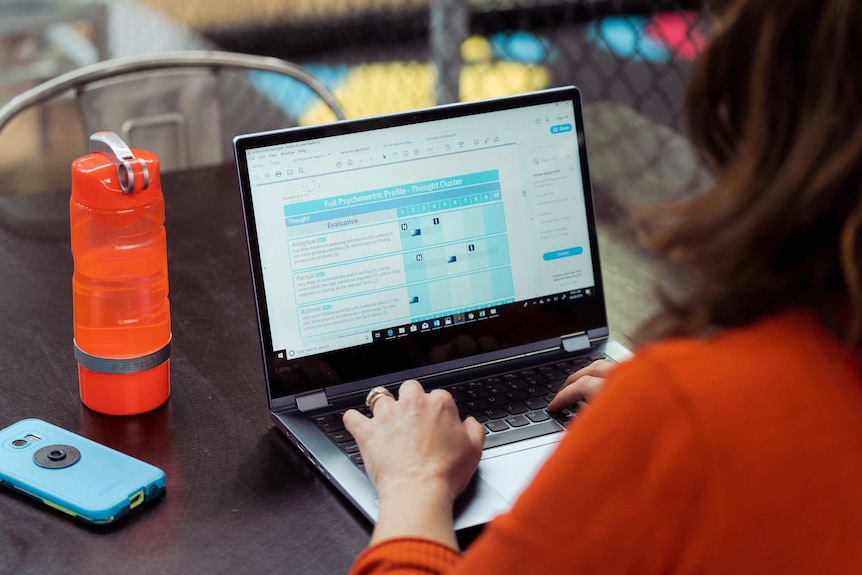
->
[486,420,510,433]
[559,361,587,375]
[337,406,370,418]
[483,419,564,449]
[506,389,529,402]
[545,375,568,391]
[526,410,551,423]
[505,415,529,427]
[329,430,354,443]
[505,378,528,390]
[450,390,469,403]
[464,411,489,424]
[312,413,336,424]
[525,373,548,385]
[553,361,573,371]
[465,398,490,411]
[341,441,360,454]
[506,402,528,415]
[526,397,548,410]
[549,408,573,423]
[483,407,509,420]
[485,382,509,395]
[320,420,345,434]
[485,393,508,406]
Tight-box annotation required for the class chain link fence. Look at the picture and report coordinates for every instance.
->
[135,0,710,204]
[0,0,707,198]
[141,0,705,132]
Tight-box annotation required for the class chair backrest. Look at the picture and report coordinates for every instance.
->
[0,50,346,173]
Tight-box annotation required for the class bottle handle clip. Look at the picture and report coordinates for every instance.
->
[89,131,150,193]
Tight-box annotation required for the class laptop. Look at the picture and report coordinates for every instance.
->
[233,86,631,530]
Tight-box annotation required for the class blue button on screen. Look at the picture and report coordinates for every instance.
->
[542,246,584,261]
[550,123,573,134]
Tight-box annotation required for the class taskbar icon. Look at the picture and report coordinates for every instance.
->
[371,305,501,341]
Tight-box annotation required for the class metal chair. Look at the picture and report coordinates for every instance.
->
[0,50,346,173]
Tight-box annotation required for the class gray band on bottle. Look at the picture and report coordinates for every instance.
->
[74,338,171,375]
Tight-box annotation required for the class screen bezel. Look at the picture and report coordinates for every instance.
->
[234,86,609,407]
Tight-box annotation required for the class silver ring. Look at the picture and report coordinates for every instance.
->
[365,386,394,413]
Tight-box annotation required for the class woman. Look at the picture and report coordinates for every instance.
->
[344,0,862,572]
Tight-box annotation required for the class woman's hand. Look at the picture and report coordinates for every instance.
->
[547,359,616,413]
[343,379,486,548]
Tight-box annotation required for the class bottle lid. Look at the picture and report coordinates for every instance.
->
[71,132,161,210]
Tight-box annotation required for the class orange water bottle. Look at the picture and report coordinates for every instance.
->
[70,132,171,415]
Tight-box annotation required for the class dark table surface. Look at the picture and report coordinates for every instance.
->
[0,107,702,573]
[0,163,372,574]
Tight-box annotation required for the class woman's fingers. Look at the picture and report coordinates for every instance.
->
[547,359,616,412]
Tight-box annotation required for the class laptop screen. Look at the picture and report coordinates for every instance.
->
[235,87,608,404]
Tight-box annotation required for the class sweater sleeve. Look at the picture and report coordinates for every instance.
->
[349,537,461,575]
[350,350,715,574]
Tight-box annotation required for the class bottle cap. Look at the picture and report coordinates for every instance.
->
[71,132,161,210]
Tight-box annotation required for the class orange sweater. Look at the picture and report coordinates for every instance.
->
[350,312,862,574]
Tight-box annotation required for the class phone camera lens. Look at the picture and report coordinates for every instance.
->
[47,449,66,461]
[11,439,28,448]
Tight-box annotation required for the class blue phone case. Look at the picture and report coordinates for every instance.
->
[0,418,166,524]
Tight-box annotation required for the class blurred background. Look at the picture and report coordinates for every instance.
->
[0,0,705,195]
[0,0,710,347]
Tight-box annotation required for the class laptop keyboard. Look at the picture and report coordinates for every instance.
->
[311,354,606,471]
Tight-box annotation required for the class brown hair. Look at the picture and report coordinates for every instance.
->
[635,0,862,346]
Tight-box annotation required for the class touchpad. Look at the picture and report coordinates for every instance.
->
[478,442,557,503]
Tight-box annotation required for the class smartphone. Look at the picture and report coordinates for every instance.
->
[0,418,166,525]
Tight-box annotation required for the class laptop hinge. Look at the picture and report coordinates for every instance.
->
[561,332,590,353]
[295,390,329,412]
